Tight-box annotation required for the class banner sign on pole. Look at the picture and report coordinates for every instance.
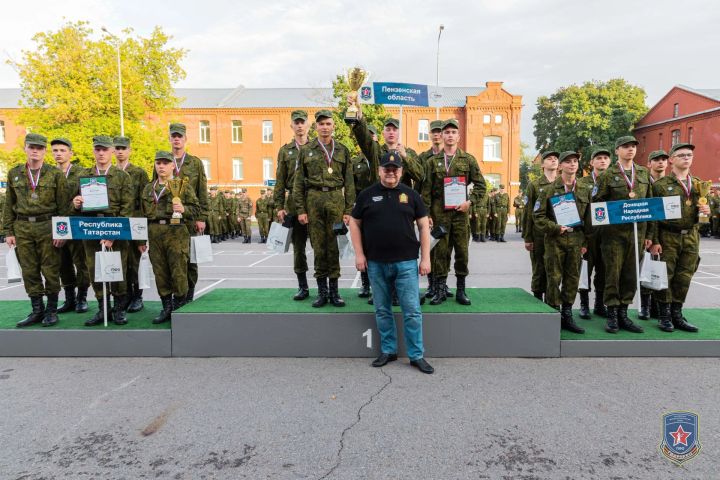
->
[591,196,682,226]
[52,217,148,240]
[359,82,429,107]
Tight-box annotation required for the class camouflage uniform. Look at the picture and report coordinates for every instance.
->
[471,189,489,241]
[59,162,91,310]
[493,189,509,241]
[524,175,554,298]
[237,193,253,242]
[512,193,525,233]
[255,191,270,241]
[207,188,224,240]
[709,191,720,238]
[577,171,606,315]
[119,158,150,311]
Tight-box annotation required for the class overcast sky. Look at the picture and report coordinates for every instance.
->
[2,0,718,150]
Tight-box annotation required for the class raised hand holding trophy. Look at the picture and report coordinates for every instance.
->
[344,67,368,125]
[696,179,712,223]
[167,177,189,225]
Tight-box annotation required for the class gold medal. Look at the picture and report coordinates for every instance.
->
[686,199,693,206]
[699,197,708,205]
[628,191,636,198]
[328,167,333,174]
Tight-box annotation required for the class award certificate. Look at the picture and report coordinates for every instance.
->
[549,192,582,227]
[443,176,467,210]
[80,176,110,212]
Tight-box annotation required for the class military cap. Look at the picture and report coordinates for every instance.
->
[384,118,400,128]
[291,110,308,121]
[491,187,498,192]
[242,188,248,193]
[615,135,639,148]
[648,150,669,161]
[92,135,114,148]
[559,151,580,163]
[209,185,218,191]
[499,184,506,189]
[669,143,695,156]
[590,147,612,159]
[379,151,402,168]
[430,120,444,131]
[113,136,131,147]
[260,189,266,194]
[442,118,460,130]
[50,137,72,149]
[169,123,186,135]
[368,124,378,136]
[25,133,47,147]
[541,150,560,160]
[314,110,333,121]
[154,150,174,162]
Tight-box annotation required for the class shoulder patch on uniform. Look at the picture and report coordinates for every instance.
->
[533,200,541,212]
[372,196,383,202]
[592,185,598,197]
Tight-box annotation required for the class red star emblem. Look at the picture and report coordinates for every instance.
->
[670,425,691,446]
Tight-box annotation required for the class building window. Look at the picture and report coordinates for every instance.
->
[232,120,243,143]
[485,173,501,187]
[263,158,273,181]
[232,158,244,180]
[201,158,211,179]
[688,127,694,143]
[0,120,5,144]
[671,129,680,146]
[483,136,502,161]
[658,133,663,149]
[262,120,273,143]
[418,119,430,142]
[483,114,491,124]
[199,121,210,144]
[494,114,503,124]
[673,103,679,118]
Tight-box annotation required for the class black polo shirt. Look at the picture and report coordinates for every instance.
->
[351,181,428,263]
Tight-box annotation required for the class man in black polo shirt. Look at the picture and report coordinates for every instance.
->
[349,152,433,374]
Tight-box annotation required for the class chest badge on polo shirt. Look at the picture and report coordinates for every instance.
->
[372,196,383,202]
[399,193,408,204]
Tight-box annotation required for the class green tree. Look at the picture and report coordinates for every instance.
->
[1,21,186,173]
[518,142,541,191]
[533,79,648,171]
[330,74,388,154]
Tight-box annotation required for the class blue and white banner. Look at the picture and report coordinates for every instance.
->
[359,82,429,107]
[52,217,148,240]
[591,196,682,226]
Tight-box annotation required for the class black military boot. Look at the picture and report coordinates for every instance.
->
[455,276,471,305]
[649,297,659,319]
[657,302,674,332]
[312,278,329,308]
[561,303,585,333]
[593,291,607,317]
[358,271,371,298]
[670,302,699,332]
[430,277,447,305]
[17,296,45,328]
[172,294,187,311]
[578,289,591,319]
[153,295,173,324]
[533,291,544,301]
[75,287,89,313]
[128,286,144,313]
[328,278,345,307]
[211,235,219,244]
[42,294,59,327]
[85,298,113,326]
[185,286,195,303]
[424,273,435,299]
[245,236,252,244]
[499,234,507,243]
[57,287,76,314]
[638,293,651,320]
[113,295,128,325]
[444,281,454,298]
[479,234,486,242]
[618,304,643,333]
[605,306,619,333]
[293,272,310,300]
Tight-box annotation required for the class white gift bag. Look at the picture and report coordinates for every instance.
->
[338,232,355,259]
[190,235,213,264]
[638,252,653,283]
[578,259,589,290]
[267,221,292,253]
[640,253,668,290]
[137,251,153,289]
[94,249,124,282]
[6,247,22,283]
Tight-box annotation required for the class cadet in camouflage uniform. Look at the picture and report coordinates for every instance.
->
[51,137,90,314]
[493,184,509,242]
[534,151,592,333]
[711,187,720,238]
[649,143,706,333]
[264,189,275,240]
[4,133,68,327]
[168,123,209,302]
[293,109,355,308]
[593,136,652,334]
[524,151,559,302]
[470,185,489,242]
[223,191,236,239]
[274,110,311,300]
[208,186,224,242]
[255,189,270,242]
[487,188,497,239]
[139,151,200,323]
[113,136,150,313]
[71,135,134,326]
[576,147,611,319]
[421,119,486,305]
[512,191,525,233]
[237,189,253,243]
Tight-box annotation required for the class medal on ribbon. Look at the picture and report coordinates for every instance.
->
[318,139,335,174]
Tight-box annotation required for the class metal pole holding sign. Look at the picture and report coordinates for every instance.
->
[633,222,641,312]
[101,244,108,327]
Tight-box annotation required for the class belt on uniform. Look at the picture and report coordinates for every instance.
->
[16,214,52,222]
[309,186,341,192]
[150,219,184,225]
[660,225,694,235]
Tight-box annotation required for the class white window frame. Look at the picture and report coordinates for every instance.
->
[671,129,681,146]
[483,136,502,162]
[232,158,244,180]
[418,119,430,143]
[494,114,503,124]
[199,121,210,144]
[483,114,491,124]
[262,158,273,181]
[232,120,243,143]
[201,158,211,179]
[262,120,273,143]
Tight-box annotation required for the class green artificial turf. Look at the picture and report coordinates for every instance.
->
[177,288,558,314]
[561,309,720,340]
[0,301,168,330]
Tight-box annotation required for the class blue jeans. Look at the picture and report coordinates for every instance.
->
[367,259,424,360]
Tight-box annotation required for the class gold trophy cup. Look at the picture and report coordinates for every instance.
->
[344,67,368,125]
[167,177,188,225]
[696,179,712,223]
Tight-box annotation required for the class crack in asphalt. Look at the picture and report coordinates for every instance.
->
[318,368,393,480]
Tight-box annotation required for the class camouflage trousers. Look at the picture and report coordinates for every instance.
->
[289,216,309,274]
[657,228,700,303]
[185,224,199,289]
[207,212,222,236]
[125,240,144,292]
[307,190,344,279]
[14,219,62,297]
[580,233,604,293]
[83,239,129,299]
[515,208,524,228]
[257,213,269,238]
[494,208,508,236]
[470,208,488,237]
[149,224,190,297]
[60,240,90,289]
[431,205,470,277]
[225,215,235,234]
[529,227,547,294]
[599,224,648,306]
[543,231,584,307]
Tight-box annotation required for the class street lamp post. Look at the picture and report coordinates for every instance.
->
[102,27,124,136]
[435,24,444,120]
